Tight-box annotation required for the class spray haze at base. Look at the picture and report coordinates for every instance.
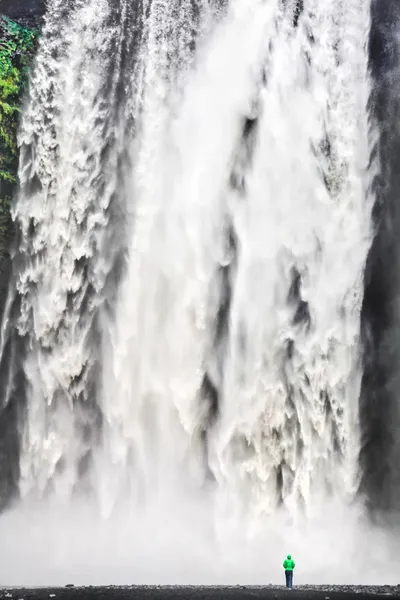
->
[0,0,398,585]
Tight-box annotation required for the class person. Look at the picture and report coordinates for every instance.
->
[283,554,295,589]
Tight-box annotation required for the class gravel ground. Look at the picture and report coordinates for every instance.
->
[0,586,399,600]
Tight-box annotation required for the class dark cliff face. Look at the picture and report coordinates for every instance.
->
[0,0,46,27]
[360,0,400,517]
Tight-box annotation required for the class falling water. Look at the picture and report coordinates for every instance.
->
[0,0,391,586]
[96,0,374,521]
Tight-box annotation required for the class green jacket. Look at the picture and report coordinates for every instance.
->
[283,555,295,571]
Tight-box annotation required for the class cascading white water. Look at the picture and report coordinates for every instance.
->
[97,0,374,521]
[11,0,138,498]
[209,0,375,530]
[0,0,392,587]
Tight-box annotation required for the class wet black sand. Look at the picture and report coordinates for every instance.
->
[1,586,400,600]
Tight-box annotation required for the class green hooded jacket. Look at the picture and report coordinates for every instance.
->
[283,555,295,571]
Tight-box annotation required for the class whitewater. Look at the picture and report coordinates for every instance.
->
[0,0,396,587]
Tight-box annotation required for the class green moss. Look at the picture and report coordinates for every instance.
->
[0,16,39,260]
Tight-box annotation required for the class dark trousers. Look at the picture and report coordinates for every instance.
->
[285,570,293,589]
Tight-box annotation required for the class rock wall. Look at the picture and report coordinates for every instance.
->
[0,15,40,320]
[0,0,46,28]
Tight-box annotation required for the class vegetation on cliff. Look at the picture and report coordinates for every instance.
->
[0,16,38,259]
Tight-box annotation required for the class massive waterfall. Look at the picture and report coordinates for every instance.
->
[0,0,398,587]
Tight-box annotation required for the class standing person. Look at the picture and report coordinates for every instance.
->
[283,554,295,589]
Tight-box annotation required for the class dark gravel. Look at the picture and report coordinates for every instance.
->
[0,586,399,600]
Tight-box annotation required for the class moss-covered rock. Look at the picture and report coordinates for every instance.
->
[0,16,38,261]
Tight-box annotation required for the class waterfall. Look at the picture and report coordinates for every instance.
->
[0,0,394,587]
[95,0,374,522]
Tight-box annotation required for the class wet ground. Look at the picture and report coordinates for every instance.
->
[0,586,399,600]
